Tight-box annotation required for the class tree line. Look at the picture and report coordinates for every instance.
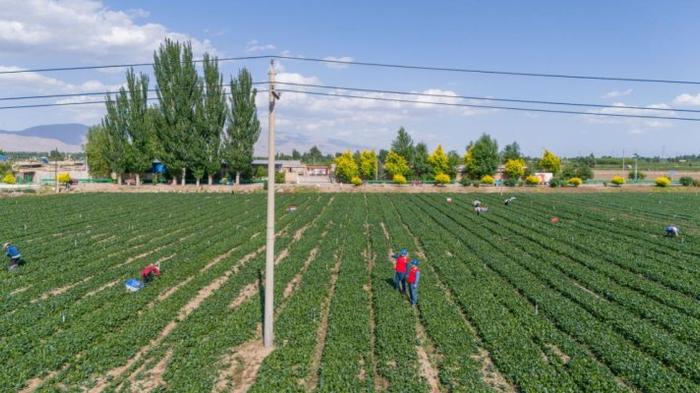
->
[331,127,600,185]
[85,39,260,185]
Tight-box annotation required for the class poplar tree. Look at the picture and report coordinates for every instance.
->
[153,39,202,185]
[198,54,227,185]
[223,68,260,185]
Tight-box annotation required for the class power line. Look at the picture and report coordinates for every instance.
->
[1,81,696,115]
[2,54,700,85]
[0,90,268,110]
[277,89,700,122]
[273,82,700,114]
[0,82,268,102]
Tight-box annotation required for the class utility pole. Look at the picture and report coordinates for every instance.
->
[622,149,625,171]
[634,153,638,182]
[54,151,59,193]
[264,60,279,349]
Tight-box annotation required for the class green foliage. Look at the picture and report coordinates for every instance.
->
[611,176,625,186]
[384,151,410,178]
[275,171,285,184]
[464,133,499,179]
[427,144,450,176]
[412,142,431,179]
[2,172,16,184]
[48,148,64,161]
[549,177,564,187]
[628,171,646,180]
[153,39,202,180]
[334,151,359,183]
[562,160,593,180]
[358,150,377,180]
[392,174,407,184]
[391,127,415,167]
[655,176,672,187]
[503,178,518,187]
[501,141,522,161]
[351,176,363,186]
[84,125,112,177]
[446,150,461,179]
[568,177,583,187]
[199,54,227,182]
[539,149,561,174]
[481,175,495,184]
[223,68,261,183]
[679,176,693,186]
[434,172,450,185]
[459,177,473,187]
[504,158,526,179]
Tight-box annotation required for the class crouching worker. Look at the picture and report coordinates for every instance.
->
[392,248,409,294]
[407,259,421,306]
[3,243,23,271]
[665,225,680,237]
[141,263,161,284]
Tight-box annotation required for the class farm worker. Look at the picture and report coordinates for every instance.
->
[472,200,482,208]
[504,197,516,206]
[141,263,161,284]
[392,249,409,293]
[3,243,22,270]
[407,259,421,306]
[665,225,680,237]
[474,206,488,216]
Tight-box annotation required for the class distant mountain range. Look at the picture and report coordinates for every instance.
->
[0,123,88,152]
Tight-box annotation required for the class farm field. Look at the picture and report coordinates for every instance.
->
[1,192,699,392]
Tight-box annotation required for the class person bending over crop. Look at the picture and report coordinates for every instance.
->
[3,243,23,270]
[391,248,409,294]
[407,259,421,306]
[665,225,680,237]
[474,206,488,215]
[141,263,161,284]
[472,200,481,208]
[504,197,516,206]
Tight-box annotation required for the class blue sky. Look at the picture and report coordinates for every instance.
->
[1,0,699,156]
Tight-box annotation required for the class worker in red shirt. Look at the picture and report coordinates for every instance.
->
[141,263,161,284]
[392,248,409,294]
[407,259,421,306]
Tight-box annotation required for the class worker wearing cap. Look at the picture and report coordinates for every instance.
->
[392,249,409,294]
[665,225,680,237]
[3,243,22,270]
[407,259,421,306]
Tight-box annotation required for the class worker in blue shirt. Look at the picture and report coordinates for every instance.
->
[3,242,23,270]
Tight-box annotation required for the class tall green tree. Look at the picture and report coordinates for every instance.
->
[102,93,129,184]
[501,141,521,162]
[123,69,154,185]
[464,133,499,179]
[84,125,113,178]
[198,54,227,185]
[153,39,202,185]
[413,142,431,179]
[303,146,324,164]
[391,127,415,170]
[223,68,260,184]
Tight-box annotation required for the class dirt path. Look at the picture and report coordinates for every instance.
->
[85,280,119,298]
[415,320,442,393]
[211,326,273,393]
[10,285,31,296]
[32,276,93,303]
[306,254,343,392]
[127,350,173,393]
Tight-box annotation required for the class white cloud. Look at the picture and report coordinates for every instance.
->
[0,0,215,61]
[322,56,354,69]
[0,65,122,94]
[585,102,675,131]
[602,89,632,98]
[245,40,275,53]
[673,93,700,106]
